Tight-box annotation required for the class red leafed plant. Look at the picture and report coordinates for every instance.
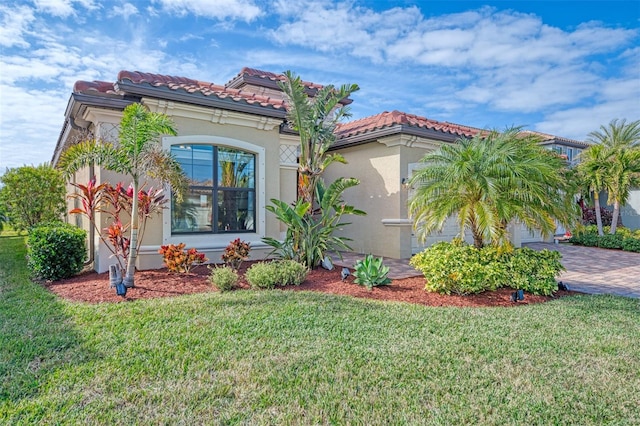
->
[159,243,208,273]
[68,179,168,274]
[221,238,251,271]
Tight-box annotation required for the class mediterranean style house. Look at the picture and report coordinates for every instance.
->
[52,67,590,272]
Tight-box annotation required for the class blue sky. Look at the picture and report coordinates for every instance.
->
[1,0,639,173]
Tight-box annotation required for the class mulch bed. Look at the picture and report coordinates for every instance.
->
[44,261,579,307]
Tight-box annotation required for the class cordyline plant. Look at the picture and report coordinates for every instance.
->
[68,178,168,274]
[58,102,187,287]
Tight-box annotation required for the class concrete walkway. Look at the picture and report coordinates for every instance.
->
[331,243,640,298]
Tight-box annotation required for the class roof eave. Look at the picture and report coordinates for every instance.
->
[116,81,287,119]
[330,124,465,150]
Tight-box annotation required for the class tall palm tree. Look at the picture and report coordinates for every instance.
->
[278,70,359,211]
[58,103,187,287]
[586,119,640,233]
[605,147,640,233]
[578,144,609,236]
[409,127,576,248]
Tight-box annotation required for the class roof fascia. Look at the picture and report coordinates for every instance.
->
[116,81,287,119]
[331,124,463,150]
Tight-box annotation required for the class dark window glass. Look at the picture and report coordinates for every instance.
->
[170,144,255,234]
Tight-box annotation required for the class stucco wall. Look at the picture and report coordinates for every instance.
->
[61,100,293,272]
[324,138,439,259]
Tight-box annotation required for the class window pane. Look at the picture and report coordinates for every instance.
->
[172,189,212,233]
[171,145,213,186]
[217,190,255,232]
[218,148,255,188]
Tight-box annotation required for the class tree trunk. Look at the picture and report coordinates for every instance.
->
[593,191,604,236]
[610,200,620,234]
[123,180,139,288]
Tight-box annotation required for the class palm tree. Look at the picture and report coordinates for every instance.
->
[58,103,187,287]
[587,118,640,149]
[578,144,609,236]
[586,119,640,233]
[278,70,359,211]
[605,147,640,233]
[409,127,576,248]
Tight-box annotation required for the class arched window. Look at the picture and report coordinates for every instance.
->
[171,144,255,234]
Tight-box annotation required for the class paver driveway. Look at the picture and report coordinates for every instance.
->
[525,242,640,298]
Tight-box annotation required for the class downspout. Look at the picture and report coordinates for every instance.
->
[67,116,96,267]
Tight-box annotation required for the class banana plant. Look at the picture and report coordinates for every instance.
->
[262,177,365,268]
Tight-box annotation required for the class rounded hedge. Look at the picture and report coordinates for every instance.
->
[27,222,87,281]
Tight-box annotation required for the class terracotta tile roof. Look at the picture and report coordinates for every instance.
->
[73,80,119,95]
[116,70,286,110]
[522,130,589,147]
[226,67,324,91]
[335,110,482,140]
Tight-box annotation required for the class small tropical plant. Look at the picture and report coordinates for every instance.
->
[221,238,251,271]
[158,243,208,273]
[208,265,238,292]
[68,179,168,273]
[353,254,392,290]
[262,177,365,268]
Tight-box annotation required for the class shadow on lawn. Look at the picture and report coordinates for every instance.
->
[0,233,93,404]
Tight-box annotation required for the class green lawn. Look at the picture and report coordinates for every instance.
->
[1,232,639,425]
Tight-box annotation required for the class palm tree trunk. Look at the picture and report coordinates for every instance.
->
[123,180,139,288]
[593,191,604,236]
[610,200,620,234]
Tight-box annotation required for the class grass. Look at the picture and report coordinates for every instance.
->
[1,232,639,424]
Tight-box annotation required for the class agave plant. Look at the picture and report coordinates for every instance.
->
[353,254,392,290]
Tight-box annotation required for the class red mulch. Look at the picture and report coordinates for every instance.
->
[44,262,579,307]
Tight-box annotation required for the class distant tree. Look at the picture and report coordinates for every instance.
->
[0,164,66,231]
[58,103,187,287]
[409,127,577,248]
[578,144,609,236]
[586,119,640,234]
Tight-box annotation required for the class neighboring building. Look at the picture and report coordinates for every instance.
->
[523,130,591,167]
[53,68,589,270]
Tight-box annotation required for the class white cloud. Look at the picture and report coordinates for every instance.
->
[0,84,68,170]
[0,4,35,48]
[535,75,640,140]
[110,2,138,20]
[270,4,638,115]
[153,0,262,21]
[32,0,97,17]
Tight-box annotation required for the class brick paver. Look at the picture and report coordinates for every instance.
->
[525,242,640,298]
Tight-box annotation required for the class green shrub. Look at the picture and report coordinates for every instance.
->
[353,254,391,290]
[411,241,564,296]
[245,260,308,289]
[27,222,86,281]
[506,248,564,296]
[409,241,505,295]
[622,237,640,253]
[208,265,238,292]
[598,233,624,250]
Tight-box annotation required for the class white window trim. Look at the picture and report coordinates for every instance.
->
[160,135,266,248]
